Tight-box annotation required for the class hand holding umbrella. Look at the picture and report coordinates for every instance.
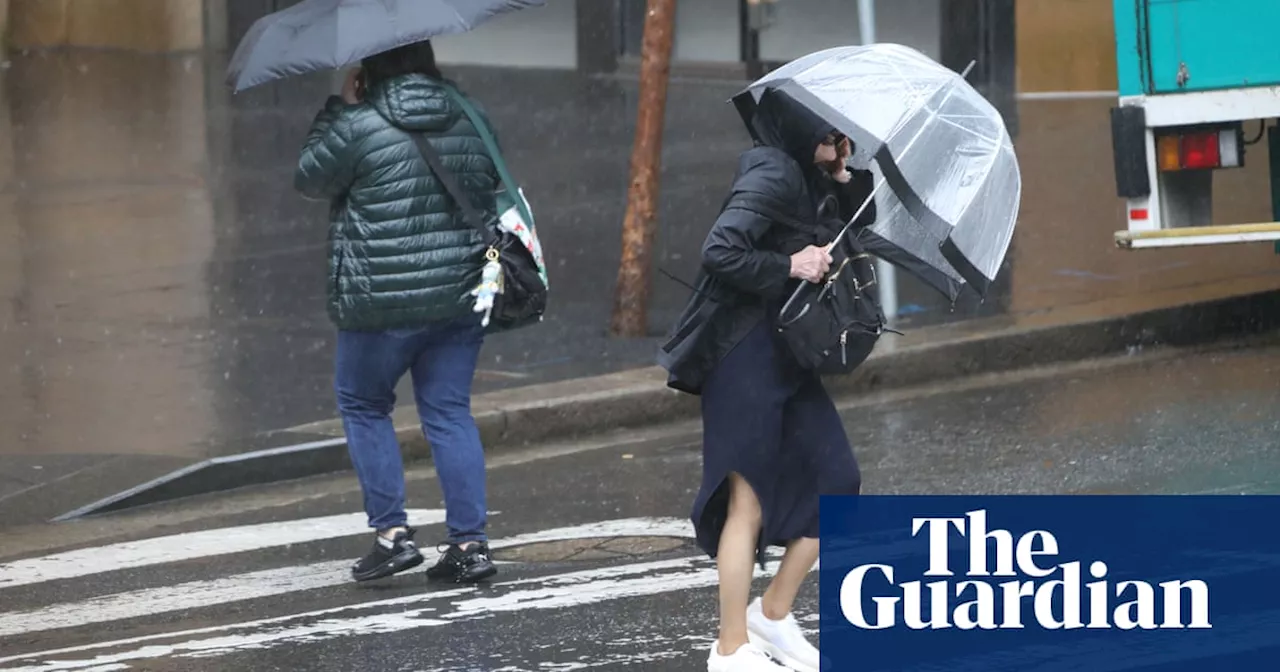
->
[340,68,364,105]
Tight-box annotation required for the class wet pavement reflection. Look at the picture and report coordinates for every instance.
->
[0,50,1278,467]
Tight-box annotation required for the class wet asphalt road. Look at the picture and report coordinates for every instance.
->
[0,340,1278,671]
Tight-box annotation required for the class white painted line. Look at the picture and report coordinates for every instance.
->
[0,518,693,638]
[0,510,446,589]
[0,562,351,638]
[1,548,786,671]
[486,517,693,550]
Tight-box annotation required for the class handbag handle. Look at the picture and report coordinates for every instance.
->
[409,133,499,251]
[441,84,534,229]
[778,188,880,324]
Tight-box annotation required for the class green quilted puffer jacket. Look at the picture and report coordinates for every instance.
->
[295,74,498,332]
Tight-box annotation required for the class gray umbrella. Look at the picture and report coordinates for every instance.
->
[226,0,546,92]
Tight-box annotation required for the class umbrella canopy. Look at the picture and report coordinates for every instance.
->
[226,0,546,93]
[734,43,1021,299]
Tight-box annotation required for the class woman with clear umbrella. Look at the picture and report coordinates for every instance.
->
[658,88,877,672]
[661,42,1020,672]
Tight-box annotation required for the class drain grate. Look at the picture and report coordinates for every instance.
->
[495,536,694,563]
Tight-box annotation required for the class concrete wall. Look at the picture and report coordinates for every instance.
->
[0,51,220,456]
[7,0,204,52]
[426,0,944,71]
[760,0,942,62]
[673,0,738,63]
[432,0,578,69]
[1016,0,1118,92]
[665,0,943,65]
[0,0,10,53]
[0,0,947,69]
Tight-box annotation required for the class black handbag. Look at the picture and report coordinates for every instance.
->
[776,235,888,375]
[410,134,547,333]
[720,191,891,375]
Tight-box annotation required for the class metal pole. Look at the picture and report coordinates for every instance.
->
[741,0,764,80]
[857,0,876,46]
[855,0,898,325]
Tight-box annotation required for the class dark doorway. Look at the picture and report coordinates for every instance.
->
[940,0,1018,138]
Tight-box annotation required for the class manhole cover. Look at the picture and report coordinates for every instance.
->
[496,536,694,563]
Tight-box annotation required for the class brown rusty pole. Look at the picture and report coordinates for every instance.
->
[609,0,677,338]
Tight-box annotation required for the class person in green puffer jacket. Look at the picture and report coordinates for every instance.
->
[295,40,498,586]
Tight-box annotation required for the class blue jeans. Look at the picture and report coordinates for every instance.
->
[335,315,487,543]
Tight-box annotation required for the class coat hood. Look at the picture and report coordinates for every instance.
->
[748,88,837,168]
[365,74,461,132]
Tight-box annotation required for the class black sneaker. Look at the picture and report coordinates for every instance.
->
[351,527,424,582]
[425,541,498,583]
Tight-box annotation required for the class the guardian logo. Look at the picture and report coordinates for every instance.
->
[840,509,1212,631]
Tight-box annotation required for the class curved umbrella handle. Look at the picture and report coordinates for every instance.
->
[778,290,812,327]
[778,183,890,327]
[778,266,839,328]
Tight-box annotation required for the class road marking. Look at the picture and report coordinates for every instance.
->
[483,517,693,549]
[5,557,1278,672]
[0,510,446,589]
[0,518,694,638]
[1,549,776,671]
[0,563,351,638]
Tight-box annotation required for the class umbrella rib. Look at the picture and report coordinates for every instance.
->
[931,114,1003,145]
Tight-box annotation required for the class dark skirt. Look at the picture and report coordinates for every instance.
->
[691,319,862,568]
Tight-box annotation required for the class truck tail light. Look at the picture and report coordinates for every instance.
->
[1157,135,1181,171]
[1156,126,1243,172]
[1180,133,1220,169]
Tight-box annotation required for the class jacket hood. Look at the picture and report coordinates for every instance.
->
[748,88,837,167]
[366,74,461,132]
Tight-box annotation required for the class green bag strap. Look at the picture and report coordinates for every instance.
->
[442,83,535,228]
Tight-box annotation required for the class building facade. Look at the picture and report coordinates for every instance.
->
[0,1,1076,86]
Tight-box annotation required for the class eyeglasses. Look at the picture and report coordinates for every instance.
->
[821,133,847,146]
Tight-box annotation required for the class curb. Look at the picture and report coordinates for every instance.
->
[60,288,1280,520]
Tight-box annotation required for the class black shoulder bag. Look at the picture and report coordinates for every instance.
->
[410,134,547,332]
[777,233,888,375]
[725,193,891,375]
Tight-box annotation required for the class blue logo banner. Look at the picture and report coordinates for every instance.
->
[818,495,1280,671]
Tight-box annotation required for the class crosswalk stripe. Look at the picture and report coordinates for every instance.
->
[1,549,776,671]
[0,563,349,638]
[0,518,693,639]
[0,510,446,589]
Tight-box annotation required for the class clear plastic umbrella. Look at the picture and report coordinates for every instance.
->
[734,43,1022,300]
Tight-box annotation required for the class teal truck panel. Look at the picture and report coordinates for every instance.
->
[1113,0,1146,97]
[1114,0,1280,97]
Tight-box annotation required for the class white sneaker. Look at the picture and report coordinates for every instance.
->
[707,641,789,671]
[746,598,820,672]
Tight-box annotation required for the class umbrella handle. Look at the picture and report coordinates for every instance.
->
[778,298,811,327]
[779,274,837,327]
[779,182,885,326]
